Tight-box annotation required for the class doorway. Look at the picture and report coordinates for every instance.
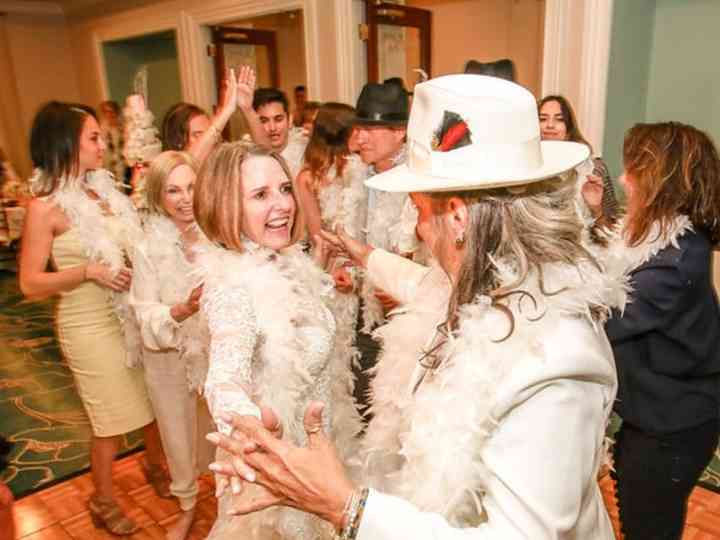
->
[102,30,182,125]
[210,9,306,140]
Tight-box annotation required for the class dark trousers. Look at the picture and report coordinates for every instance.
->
[353,303,381,425]
[612,418,719,540]
[354,329,380,425]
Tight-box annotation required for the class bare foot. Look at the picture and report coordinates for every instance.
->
[166,508,195,540]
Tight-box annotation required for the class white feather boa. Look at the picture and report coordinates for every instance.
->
[195,240,361,454]
[35,168,144,367]
[612,215,692,274]
[361,145,416,331]
[361,257,628,526]
[139,214,209,392]
[197,241,361,538]
[316,153,368,465]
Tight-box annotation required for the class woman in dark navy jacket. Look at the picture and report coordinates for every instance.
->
[604,122,720,540]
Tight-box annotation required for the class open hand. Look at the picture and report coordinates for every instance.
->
[207,403,353,529]
[237,66,257,112]
[581,174,604,218]
[209,407,283,500]
[218,68,238,119]
[320,226,373,269]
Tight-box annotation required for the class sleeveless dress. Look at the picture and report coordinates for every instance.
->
[52,217,154,437]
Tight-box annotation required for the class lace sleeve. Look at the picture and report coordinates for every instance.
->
[202,283,261,436]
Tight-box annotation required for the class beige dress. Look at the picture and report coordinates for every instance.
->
[52,220,154,437]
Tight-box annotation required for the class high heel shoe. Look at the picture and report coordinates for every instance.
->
[88,494,139,536]
[143,462,173,499]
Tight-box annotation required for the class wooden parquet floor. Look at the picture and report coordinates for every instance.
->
[8,452,720,539]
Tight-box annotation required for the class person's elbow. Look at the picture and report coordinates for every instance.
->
[18,272,48,300]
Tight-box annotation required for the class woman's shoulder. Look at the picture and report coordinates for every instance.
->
[25,197,67,231]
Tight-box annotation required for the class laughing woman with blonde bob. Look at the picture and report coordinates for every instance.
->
[193,143,360,540]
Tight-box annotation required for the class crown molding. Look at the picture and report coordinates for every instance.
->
[0,1,63,16]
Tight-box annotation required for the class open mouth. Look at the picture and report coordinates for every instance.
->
[266,216,290,232]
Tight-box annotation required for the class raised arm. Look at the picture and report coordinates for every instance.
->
[366,248,430,305]
[236,65,272,149]
[202,282,261,436]
[187,69,238,165]
[296,169,323,240]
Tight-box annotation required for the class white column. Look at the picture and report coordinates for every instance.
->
[541,0,614,155]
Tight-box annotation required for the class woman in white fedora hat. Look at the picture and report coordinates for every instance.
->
[204,75,626,539]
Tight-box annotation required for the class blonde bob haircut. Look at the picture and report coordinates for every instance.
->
[194,142,304,251]
[145,150,198,216]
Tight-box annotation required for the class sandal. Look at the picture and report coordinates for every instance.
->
[88,494,139,536]
[143,462,173,499]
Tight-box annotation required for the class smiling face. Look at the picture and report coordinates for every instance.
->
[161,164,196,228]
[240,155,296,250]
[257,102,290,151]
[77,115,106,175]
[539,99,568,141]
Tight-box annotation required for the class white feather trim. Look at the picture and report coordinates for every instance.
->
[45,169,144,367]
[139,214,210,392]
[362,256,627,525]
[198,241,346,539]
[316,154,368,470]
[613,215,692,274]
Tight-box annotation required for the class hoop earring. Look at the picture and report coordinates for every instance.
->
[455,234,465,247]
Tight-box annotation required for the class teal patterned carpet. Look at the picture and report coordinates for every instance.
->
[0,270,142,499]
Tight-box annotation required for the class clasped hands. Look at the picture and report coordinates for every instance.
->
[317,227,398,310]
[206,402,354,531]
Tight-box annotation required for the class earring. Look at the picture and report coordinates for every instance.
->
[455,233,465,247]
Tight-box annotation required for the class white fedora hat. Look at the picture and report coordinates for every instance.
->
[365,74,589,192]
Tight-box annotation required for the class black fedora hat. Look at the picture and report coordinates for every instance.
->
[354,81,409,127]
[463,58,516,82]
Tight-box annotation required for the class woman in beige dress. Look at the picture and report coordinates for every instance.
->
[19,101,167,536]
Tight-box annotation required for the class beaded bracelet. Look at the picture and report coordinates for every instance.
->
[336,487,369,540]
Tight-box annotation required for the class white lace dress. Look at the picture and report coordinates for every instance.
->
[199,241,345,540]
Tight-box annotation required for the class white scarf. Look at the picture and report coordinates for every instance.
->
[33,168,144,367]
[141,214,210,392]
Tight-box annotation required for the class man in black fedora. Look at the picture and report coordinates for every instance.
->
[352,80,421,422]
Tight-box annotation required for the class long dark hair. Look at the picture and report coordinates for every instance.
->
[161,102,207,151]
[30,101,97,195]
[303,102,355,190]
[538,95,592,151]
